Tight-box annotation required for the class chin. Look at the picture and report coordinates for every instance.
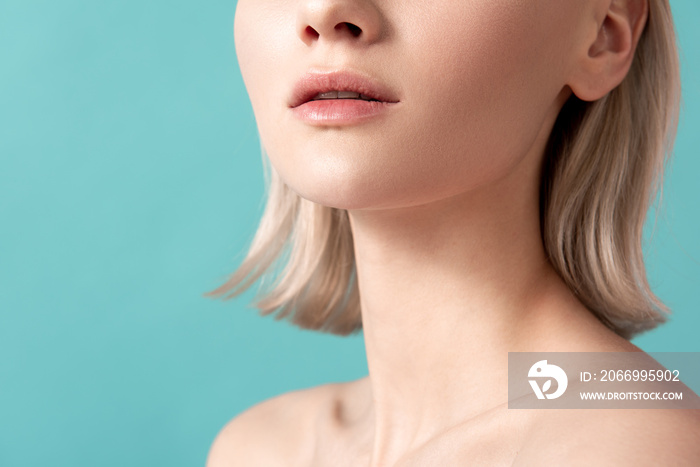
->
[283,172,461,213]
[283,176,383,211]
[270,154,390,210]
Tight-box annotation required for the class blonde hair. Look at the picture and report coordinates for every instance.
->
[206,0,681,340]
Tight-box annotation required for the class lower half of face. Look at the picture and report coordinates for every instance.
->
[234,0,586,210]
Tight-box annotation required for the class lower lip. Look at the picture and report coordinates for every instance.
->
[291,99,398,125]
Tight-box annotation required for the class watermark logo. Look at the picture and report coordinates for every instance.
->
[509,352,700,409]
[528,360,568,399]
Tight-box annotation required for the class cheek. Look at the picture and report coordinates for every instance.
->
[234,0,293,124]
[382,3,575,196]
[407,4,565,161]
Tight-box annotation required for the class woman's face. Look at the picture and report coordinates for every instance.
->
[233,0,588,210]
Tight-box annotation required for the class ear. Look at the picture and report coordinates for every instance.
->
[567,0,648,102]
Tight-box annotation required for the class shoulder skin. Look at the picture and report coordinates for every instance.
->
[513,408,700,466]
[205,385,328,467]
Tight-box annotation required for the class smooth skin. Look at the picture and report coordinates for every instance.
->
[208,0,700,465]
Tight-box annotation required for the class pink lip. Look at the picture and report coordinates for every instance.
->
[289,69,400,125]
[292,99,399,125]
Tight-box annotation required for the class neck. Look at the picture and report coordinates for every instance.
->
[344,133,595,465]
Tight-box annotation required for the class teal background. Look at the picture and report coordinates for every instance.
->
[0,1,697,465]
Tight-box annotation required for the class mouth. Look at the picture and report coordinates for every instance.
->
[289,69,400,109]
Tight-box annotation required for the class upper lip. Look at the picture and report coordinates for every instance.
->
[289,69,400,108]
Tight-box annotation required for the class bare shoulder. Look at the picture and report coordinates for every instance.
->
[515,408,700,466]
[206,383,333,467]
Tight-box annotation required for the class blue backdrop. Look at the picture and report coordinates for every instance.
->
[1,1,698,465]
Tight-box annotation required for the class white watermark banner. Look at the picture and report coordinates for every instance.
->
[508,352,700,409]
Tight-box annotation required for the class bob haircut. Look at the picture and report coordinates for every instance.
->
[207,0,681,341]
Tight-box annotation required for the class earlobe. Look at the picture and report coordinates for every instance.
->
[568,0,648,102]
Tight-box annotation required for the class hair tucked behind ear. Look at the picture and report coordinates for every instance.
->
[539,0,680,339]
[206,0,680,340]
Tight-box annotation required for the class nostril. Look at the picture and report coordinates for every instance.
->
[336,22,362,37]
[305,25,319,39]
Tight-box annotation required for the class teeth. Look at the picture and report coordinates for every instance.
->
[311,91,377,101]
[314,91,334,99]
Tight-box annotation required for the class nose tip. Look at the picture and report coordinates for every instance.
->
[296,0,383,46]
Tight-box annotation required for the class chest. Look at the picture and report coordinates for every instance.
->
[306,418,524,467]
[306,423,373,467]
